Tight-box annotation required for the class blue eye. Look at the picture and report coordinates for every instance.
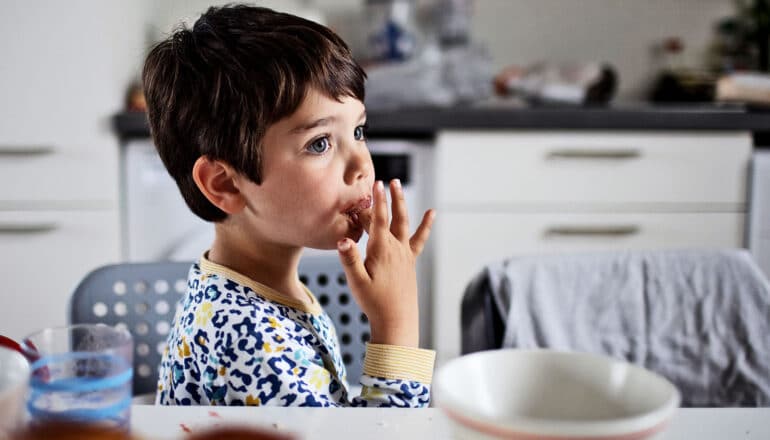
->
[354,124,368,141]
[307,137,331,154]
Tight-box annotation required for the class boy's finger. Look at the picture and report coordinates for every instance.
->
[358,208,373,234]
[389,179,409,241]
[372,180,389,232]
[336,238,370,285]
[409,209,435,256]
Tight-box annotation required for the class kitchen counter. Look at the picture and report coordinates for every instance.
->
[113,103,770,140]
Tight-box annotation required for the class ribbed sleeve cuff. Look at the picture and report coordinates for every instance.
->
[362,343,436,384]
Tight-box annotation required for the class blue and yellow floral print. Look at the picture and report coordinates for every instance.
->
[156,254,435,407]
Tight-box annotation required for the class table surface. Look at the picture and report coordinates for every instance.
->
[130,405,770,440]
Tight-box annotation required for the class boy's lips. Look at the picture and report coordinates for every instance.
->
[343,196,372,229]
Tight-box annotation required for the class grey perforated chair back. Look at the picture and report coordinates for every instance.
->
[69,262,192,396]
[298,255,369,386]
[70,257,369,396]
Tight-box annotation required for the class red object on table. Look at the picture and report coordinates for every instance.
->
[0,334,47,380]
[0,335,23,354]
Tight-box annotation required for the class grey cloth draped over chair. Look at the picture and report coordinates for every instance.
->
[461,249,770,407]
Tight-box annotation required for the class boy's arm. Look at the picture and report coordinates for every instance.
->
[354,343,434,407]
[336,179,435,348]
[334,179,437,406]
[210,335,433,407]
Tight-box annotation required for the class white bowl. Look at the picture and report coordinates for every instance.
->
[0,346,30,435]
[434,349,680,440]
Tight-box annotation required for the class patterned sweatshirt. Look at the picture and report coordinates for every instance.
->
[156,254,435,407]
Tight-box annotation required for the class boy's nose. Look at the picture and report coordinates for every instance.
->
[344,143,372,185]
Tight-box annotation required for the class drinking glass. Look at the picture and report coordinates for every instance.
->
[20,324,133,430]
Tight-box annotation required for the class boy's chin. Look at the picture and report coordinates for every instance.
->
[309,230,365,251]
[344,228,365,244]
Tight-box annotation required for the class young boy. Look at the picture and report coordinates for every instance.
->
[142,4,436,407]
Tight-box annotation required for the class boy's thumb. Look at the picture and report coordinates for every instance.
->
[336,239,367,284]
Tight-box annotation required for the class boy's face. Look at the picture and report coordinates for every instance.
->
[237,88,374,250]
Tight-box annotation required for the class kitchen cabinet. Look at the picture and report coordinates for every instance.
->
[433,130,753,366]
[0,2,150,339]
[0,211,119,338]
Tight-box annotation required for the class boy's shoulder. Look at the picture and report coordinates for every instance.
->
[181,262,313,339]
[185,263,276,317]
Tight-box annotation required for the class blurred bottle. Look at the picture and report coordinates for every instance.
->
[649,37,717,103]
[365,0,418,62]
[434,0,473,48]
[660,37,685,72]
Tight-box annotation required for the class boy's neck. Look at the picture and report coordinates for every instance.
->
[207,225,307,304]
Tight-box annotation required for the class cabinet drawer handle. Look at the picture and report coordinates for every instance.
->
[0,222,59,234]
[0,146,56,156]
[545,225,640,237]
[546,148,641,160]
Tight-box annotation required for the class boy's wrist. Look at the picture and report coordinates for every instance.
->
[369,321,419,348]
[363,343,436,384]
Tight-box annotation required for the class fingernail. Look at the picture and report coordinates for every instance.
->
[338,239,351,251]
[392,178,401,189]
[376,180,384,192]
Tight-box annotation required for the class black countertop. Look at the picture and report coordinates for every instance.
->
[113,102,770,141]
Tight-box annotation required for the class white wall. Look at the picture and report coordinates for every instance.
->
[469,0,735,100]
[146,1,734,100]
[1,0,729,106]
[146,0,328,42]
[329,0,735,101]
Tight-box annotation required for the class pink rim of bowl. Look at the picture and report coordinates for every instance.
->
[441,405,670,440]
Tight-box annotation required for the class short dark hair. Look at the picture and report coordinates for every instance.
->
[142,4,366,221]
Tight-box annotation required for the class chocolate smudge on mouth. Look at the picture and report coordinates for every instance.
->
[345,196,372,230]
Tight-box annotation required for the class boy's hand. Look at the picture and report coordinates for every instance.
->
[336,180,434,348]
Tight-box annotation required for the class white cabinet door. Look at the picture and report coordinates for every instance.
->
[0,210,119,340]
[0,146,119,204]
[437,131,752,208]
[433,211,745,364]
[0,2,150,204]
[0,2,147,145]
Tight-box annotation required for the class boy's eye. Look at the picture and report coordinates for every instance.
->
[354,124,368,141]
[307,137,331,154]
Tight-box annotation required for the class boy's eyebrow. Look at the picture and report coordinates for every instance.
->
[290,117,335,134]
[288,111,367,134]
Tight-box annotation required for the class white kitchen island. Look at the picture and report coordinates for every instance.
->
[130,405,770,440]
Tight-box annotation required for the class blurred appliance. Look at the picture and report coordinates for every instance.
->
[749,150,770,277]
[122,139,209,262]
[121,138,435,345]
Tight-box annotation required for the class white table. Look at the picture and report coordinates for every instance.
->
[130,405,770,439]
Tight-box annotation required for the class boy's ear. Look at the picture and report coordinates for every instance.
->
[192,156,246,215]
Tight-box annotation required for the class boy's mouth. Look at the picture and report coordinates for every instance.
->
[344,196,372,228]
